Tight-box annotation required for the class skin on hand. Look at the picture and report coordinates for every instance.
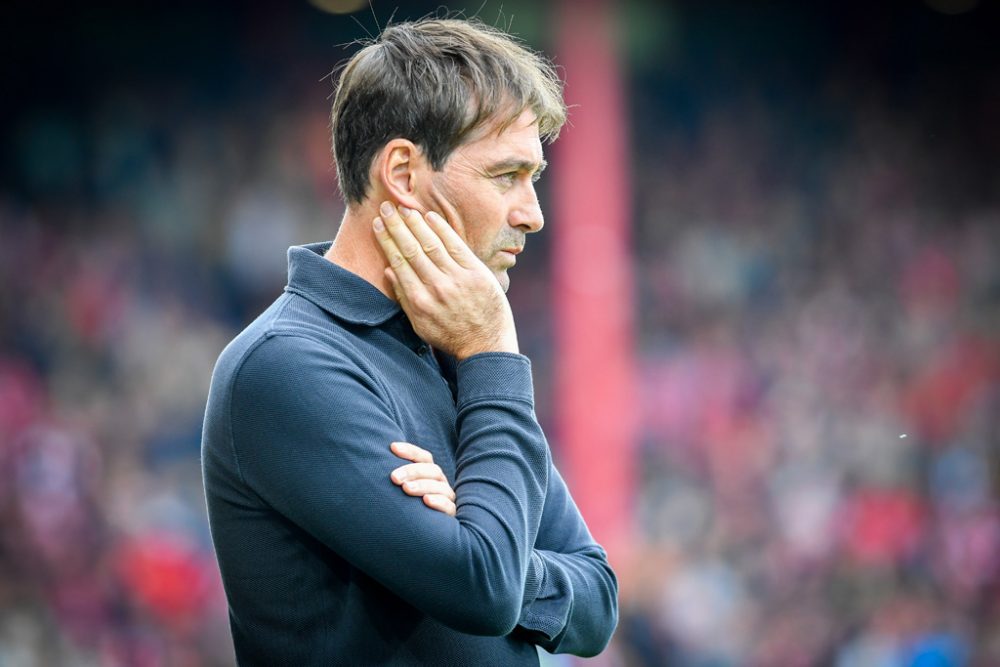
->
[390,441,457,517]
[373,202,519,360]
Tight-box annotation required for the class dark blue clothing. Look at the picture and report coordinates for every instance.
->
[201,242,617,666]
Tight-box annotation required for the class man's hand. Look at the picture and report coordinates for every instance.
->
[373,201,518,360]
[390,441,456,517]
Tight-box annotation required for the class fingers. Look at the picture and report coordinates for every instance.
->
[392,467,458,515]
[398,479,456,502]
[374,216,425,298]
[373,201,478,275]
[397,207,453,270]
[423,210,480,269]
[390,462,446,485]
[390,441,433,464]
[423,494,457,517]
[388,441,456,516]
[374,202,443,283]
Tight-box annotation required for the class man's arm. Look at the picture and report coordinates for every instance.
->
[374,201,616,653]
[389,420,619,656]
[229,199,551,636]
[389,433,620,655]
[228,336,549,636]
[515,465,619,656]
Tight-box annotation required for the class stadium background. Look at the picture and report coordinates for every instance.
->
[1,0,998,664]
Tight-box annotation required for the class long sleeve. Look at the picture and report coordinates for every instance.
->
[224,334,549,636]
[515,465,619,656]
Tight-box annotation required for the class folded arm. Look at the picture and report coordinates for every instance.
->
[230,336,549,636]
[515,466,619,656]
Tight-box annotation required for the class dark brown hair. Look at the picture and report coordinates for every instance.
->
[330,18,566,205]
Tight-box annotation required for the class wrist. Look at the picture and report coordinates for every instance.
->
[454,332,519,361]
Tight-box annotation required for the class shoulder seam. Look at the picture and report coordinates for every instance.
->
[225,327,404,484]
[223,296,296,484]
[224,335,269,486]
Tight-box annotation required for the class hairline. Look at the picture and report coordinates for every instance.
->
[331,17,567,204]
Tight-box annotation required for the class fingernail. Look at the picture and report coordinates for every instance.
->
[373,217,384,232]
[398,205,412,217]
[380,201,394,217]
[404,481,419,491]
[392,471,405,483]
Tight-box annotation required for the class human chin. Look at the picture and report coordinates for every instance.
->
[494,269,511,292]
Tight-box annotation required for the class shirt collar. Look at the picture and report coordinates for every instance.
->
[284,242,402,326]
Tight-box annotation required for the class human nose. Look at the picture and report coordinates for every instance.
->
[510,184,544,234]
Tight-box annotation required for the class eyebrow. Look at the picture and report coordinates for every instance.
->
[485,158,548,176]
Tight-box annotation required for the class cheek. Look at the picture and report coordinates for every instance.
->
[460,193,507,251]
[430,174,509,254]
[427,177,476,242]
[478,211,511,257]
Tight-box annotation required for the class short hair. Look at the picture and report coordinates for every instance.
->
[330,17,567,205]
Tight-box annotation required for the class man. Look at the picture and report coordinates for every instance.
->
[202,17,618,665]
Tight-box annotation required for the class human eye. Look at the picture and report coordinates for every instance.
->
[493,171,518,187]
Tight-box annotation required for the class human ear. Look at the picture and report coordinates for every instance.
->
[376,139,424,210]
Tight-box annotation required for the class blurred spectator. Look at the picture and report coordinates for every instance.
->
[2,2,997,665]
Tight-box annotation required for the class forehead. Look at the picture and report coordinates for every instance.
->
[455,109,544,165]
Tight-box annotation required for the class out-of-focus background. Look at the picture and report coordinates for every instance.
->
[2,0,998,664]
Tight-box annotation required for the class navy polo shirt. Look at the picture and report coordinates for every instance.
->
[201,242,617,666]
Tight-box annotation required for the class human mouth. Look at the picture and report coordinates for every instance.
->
[497,248,521,266]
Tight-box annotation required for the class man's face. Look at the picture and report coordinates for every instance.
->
[417,109,546,292]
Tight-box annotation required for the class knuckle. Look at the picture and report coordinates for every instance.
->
[409,292,429,312]
[430,280,456,301]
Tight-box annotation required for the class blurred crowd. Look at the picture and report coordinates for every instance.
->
[616,74,1000,665]
[2,8,999,667]
[0,86,341,664]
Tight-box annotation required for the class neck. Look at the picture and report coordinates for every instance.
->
[325,199,396,300]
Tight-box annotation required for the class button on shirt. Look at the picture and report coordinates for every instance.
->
[201,242,618,666]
